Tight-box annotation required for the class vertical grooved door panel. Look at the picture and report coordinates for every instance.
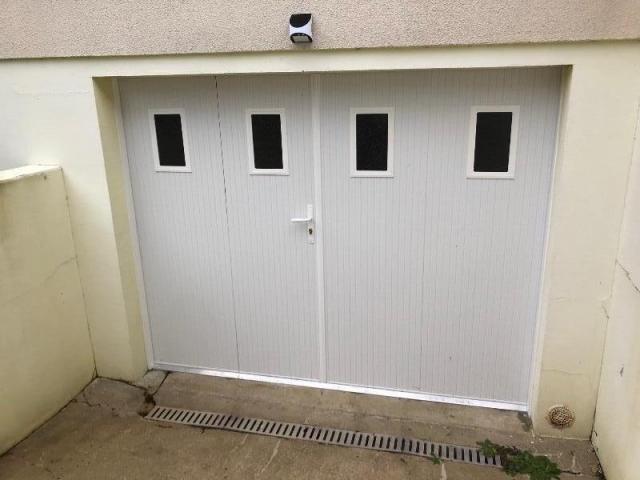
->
[217,75,319,380]
[319,68,561,404]
[119,77,238,371]
[121,69,560,406]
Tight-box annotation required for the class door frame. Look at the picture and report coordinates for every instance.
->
[113,72,559,413]
[113,77,156,368]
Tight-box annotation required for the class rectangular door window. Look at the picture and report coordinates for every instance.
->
[467,106,519,179]
[247,109,289,175]
[351,108,394,177]
[149,109,191,172]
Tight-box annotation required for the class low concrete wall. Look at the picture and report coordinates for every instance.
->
[0,166,95,454]
[592,114,640,479]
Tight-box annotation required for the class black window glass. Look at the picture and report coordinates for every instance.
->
[473,112,513,173]
[251,114,283,170]
[356,113,388,171]
[154,114,186,167]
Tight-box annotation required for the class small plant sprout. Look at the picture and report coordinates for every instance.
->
[476,439,562,480]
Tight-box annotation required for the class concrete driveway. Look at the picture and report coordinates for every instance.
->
[0,372,602,479]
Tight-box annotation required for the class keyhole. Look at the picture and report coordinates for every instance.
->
[308,227,313,235]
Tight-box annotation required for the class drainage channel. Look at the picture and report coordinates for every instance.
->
[145,406,501,468]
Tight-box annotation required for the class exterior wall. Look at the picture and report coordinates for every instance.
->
[1,1,639,59]
[0,166,95,454]
[93,79,149,378]
[0,66,149,381]
[592,112,640,479]
[529,56,640,438]
[0,42,638,437]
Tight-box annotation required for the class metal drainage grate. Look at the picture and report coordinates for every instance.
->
[145,406,501,467]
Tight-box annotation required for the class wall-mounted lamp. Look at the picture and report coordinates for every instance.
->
[289,14,312,43]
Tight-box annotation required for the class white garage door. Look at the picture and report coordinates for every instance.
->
[119,67,561,408]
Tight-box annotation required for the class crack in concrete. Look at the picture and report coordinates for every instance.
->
[3,256,77,306]
[147,371,169,396]
[559,469,582,476]
[72,393,106,409]
[71,393,126,419]
[8,453,62,480]
[258,439,281,477]
[222,433,250,461]
[92,371,170,417]
[70,372,170,417]
[618,260,640,294]
[569,452,579,474]
[35,462,61,480]
[136,372,169,415]
[108,372,166,395]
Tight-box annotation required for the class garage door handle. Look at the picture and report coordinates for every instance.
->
[291,204,315,244]
[290,204,314,223]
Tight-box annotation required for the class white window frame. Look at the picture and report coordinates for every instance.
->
[246,108,289,176]
[148,108,192,173]
[466,105,520,179]
[350,107,395,178]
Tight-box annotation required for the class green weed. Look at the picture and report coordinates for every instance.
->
[477,439,562,480]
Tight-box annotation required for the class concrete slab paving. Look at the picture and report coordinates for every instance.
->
[0,371,602,479]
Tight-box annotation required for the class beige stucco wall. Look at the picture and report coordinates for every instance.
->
[0,42,638,439]
[591,112,640,479]
[0,66,149,381]
[0,1,639,59]
[92,79,149,378]
[529,55,640,438]
[0,166,95,454]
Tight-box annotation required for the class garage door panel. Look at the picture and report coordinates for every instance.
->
[121,69,561,407]
[119,77,238,370]
[320,68,561,403]
[319,72,427,391]
[216,75,319,380]
[418,68,561,402]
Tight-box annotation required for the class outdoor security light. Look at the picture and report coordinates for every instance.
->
[289,13,312,43]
